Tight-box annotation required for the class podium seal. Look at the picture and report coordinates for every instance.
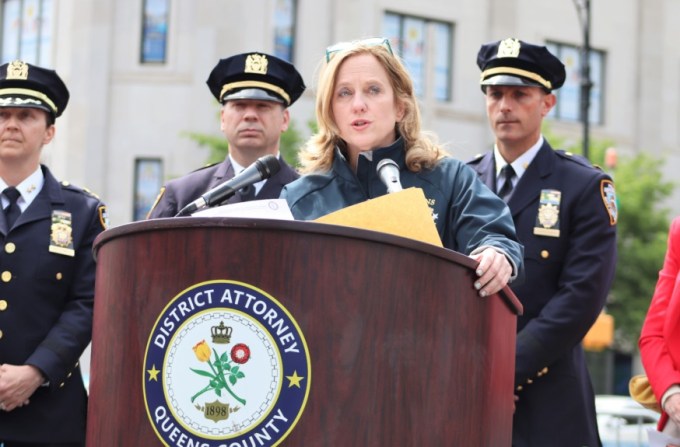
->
[143,280,311,446]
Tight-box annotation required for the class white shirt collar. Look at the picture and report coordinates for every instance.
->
[228,154,279,194]
[493,135,544,182]
[228,155,247,175]
[1,166,44,211]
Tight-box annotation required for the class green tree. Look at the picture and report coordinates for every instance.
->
[546,127,675,350]
[180,132,228,166]
[604,151,674,350]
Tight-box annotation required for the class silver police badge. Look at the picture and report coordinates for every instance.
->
[534,189,561,237]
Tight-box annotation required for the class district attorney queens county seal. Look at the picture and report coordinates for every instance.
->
[143,280,311,447]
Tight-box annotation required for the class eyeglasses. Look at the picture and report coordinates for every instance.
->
[325,37,394,62]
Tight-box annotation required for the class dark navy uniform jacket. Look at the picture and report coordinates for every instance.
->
[468,141,617,447]
[0,165,107,444]
[147,156,299,218]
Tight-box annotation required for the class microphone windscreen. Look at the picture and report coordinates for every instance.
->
[258,154,282,178]
[377,158,399,173]
[376,158,403,193]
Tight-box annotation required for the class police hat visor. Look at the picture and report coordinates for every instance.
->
[480,74,545,90]
[221,87,286,104]
[0,94,55,115]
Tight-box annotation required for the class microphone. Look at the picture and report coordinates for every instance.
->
[376,158,403,194]
[175,154,281,216]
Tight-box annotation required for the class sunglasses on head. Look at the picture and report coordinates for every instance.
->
[325,37,394,62]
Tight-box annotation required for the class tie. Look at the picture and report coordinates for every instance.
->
[3,187,21,228]
[238,185,256,202]
[497,164,516,202]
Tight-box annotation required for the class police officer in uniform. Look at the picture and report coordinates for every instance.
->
[147,52,305,218]
[468,39,618,446]
[0,60,108,446]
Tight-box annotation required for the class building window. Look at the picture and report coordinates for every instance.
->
[1,0,54,66]
[546,41,605,124]
[140,0,169,64]
[383,12,453,101]
[134,158,163,221]
[273,0,296,63]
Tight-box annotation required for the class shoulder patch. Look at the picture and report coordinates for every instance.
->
[98,205,109,230]
[600,179,618,225]
[146,187,166,219]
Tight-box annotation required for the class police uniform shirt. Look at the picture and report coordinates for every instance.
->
[493,136,543,190]
[228,154,270,195]
[0,166,43,212]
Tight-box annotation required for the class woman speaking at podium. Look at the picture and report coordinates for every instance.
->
[281,37,523,297]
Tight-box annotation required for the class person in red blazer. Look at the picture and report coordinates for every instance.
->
[640,217,680,438]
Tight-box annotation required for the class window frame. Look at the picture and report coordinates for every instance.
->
[1,0,54,66]
[383,11,454,102]
[140,0,170,64]
[133,157,164,221]
[273,0,297,63]
[546,40,606,125]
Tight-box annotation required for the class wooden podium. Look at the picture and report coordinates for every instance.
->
[86,218,521,446]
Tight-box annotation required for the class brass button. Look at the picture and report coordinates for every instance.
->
[0,300,7,311]
[0,329,3,339]
[67,372,72,378]
[56,272,63,280]
[1,271,11,282]
[4,242,15,254]
[541,250,549,259]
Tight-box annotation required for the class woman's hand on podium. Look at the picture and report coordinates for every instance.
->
[470,247,512,297]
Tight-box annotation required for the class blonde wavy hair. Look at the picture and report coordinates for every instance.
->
[297,40,447,174]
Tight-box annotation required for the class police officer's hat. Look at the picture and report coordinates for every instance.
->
[477,38,566,92]
[0,60,69,118]
[206,52,305,107]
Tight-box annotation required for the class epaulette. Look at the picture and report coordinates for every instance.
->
[467,153,485,165]
[60,180,101,199]
[191,161,220,173]
[60,181,108,229]
[554,150,595,169]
